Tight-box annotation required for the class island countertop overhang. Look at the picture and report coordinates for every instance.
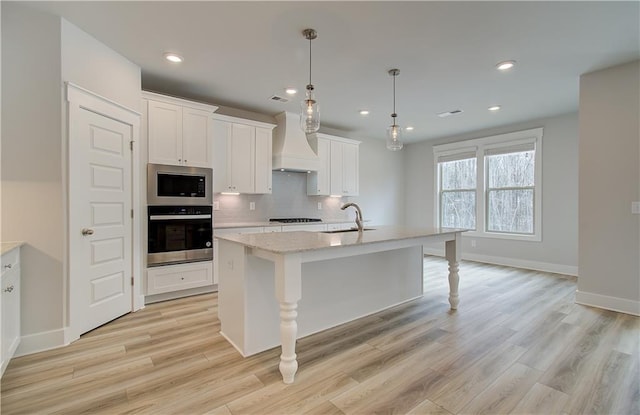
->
[215,226,466,254]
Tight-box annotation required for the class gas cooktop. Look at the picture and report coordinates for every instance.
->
[269,218,323,224]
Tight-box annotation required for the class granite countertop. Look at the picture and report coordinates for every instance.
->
[1,242,24,256]
[216,226,464,254]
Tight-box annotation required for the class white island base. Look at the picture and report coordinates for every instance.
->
[217,228,462,384]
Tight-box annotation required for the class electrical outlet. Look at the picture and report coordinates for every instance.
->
[632,201,640,215]
[470,239,476,248]
[213,201,220,211]
[249,202,255,211]
[318,202,322,210]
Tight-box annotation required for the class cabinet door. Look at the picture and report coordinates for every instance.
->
[254,127,272,194]
[329,140,344,196]
[1,267,20,374]
[148,100,183,166]
[212,120,231,192]
[229,124,255,193]
[307,137,330,196]
[342,142,359,195]
[182,107,213,168]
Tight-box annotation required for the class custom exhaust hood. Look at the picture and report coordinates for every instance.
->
[272,112,320,172]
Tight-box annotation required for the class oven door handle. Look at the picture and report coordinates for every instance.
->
[149,214,212,220]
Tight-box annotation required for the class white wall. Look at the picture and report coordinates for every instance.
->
[405,113,579,275]
[1,3,141,354]
[577,60,639,316]
[2,3,65,338]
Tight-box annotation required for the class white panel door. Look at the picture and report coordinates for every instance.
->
[70,108,132,336]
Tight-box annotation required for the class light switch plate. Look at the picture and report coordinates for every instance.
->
[213,201,220,211]
[318,202,322,210]
[632,201,640,215]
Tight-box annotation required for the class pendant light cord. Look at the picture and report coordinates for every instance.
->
[308,36,312,87]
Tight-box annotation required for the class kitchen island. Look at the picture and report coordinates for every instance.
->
[216,226,463,384]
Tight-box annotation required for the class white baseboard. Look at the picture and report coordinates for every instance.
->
[575,290,640,316]
[15,328,69,357]
[423,248,578,276]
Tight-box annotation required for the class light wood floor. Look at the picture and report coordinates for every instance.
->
[2,257,638,414]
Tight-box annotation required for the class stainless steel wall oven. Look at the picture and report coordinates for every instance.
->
[147,205,213,266]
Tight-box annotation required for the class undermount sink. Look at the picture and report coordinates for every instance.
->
[322,228,375,234]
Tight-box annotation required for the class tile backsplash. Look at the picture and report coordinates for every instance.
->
[214,171,353,224]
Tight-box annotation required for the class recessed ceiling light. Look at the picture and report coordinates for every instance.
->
[285,88,297,95]
[359,110,370,116]
[164,52,183,63]
[488,105,501,111]
[496,60,515,71]
[405,126,414,131]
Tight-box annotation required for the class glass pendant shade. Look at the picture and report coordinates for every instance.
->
[386,124,404,151]
[300,88,320,133]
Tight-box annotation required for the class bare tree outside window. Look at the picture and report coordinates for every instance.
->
[486,150,535,234]
[439,158,476,229]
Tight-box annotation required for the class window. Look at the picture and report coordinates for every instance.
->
[434,128,542,241]
[439,156,477,229]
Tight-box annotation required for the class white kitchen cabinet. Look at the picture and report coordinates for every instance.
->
[146,261,213,296]
[1,245,21,377]
[212,114,275,194]
[143,91,218,168]
[307,133,360,196]
[330,139,359,196]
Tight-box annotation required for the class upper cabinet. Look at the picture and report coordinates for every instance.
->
[212,114,275,194]
[143,91,218,168]
[307,133,360,196]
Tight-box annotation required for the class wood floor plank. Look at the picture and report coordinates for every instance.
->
[458,362,542,415]
[510,382,570,414]
[1,257,637,415]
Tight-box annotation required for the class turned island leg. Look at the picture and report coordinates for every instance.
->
[279,302,298,383]
[445,233,461,310]
[274,253,302,384]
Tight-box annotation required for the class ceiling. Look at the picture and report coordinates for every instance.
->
[24,1,640,144]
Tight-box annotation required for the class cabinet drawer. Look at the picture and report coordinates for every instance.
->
[1,248,20,278]
[147,261,213,295]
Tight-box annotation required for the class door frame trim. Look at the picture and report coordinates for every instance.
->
[65,82,143,343]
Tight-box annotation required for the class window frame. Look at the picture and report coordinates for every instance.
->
[434,128,543,242]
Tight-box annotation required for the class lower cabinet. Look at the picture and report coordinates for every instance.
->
[146,261,213,296]
[1,246,21,377]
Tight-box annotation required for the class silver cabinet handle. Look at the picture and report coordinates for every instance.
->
[4,285,14,293]
[82,228,94,236]
[3,264,12,269]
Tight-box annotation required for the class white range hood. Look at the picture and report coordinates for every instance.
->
[272,112,320,172]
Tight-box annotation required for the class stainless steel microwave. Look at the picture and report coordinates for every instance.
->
[147,163,213,206]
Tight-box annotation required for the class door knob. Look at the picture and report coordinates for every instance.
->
[81,228,94,236]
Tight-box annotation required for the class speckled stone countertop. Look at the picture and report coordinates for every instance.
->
[1,242,24,256]
[216,226,464,254]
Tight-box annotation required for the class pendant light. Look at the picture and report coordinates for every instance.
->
[300,28,320,133]
[386,69,403,151]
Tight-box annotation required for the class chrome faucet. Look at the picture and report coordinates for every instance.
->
[341,203,364,232]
